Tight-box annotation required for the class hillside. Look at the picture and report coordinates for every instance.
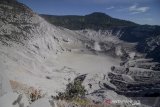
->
[41,12,138,30]
[0,0,89,99]
[41,13,160,42]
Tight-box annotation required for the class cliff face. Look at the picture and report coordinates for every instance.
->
[0,0,61,56]
[137,35,160,62]
[119,25,160,42]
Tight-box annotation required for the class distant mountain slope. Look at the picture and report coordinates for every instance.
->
[41,12,138,30]
[41,13,160,43]
[41,12,160,62]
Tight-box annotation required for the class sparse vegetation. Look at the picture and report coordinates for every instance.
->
[29,88,44,102]
[10,80,45,103]
[65,80,86,98]
[55,79,89,105]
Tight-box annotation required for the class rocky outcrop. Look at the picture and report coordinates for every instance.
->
[137,35,160,63]
[107,58,160,97]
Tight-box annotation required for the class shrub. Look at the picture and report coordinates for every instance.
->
[29,89,44,102]
[56,80,86,101]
